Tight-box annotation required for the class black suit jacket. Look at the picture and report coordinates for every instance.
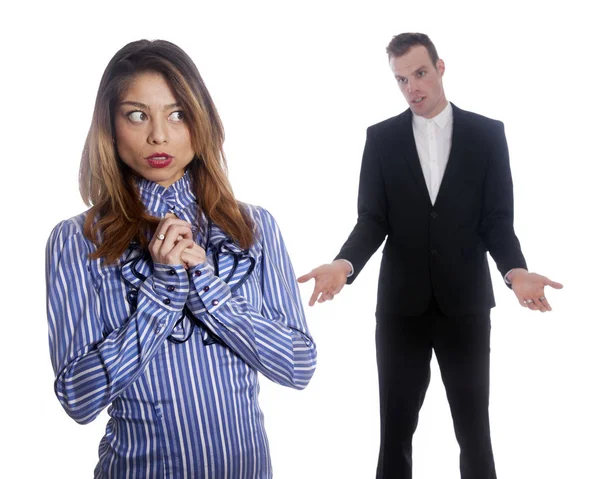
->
[335,103,527,316]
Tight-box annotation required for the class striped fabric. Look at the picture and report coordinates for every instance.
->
[46,172,317,478]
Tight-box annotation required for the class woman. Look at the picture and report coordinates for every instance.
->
[46,39,316,478]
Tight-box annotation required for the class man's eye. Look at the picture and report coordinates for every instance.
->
[417,71,425,77]
[168,111,184,122]
[127,111,147,122]
[397,78,407,84]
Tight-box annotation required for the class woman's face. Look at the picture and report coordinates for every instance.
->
[114,71,195,187]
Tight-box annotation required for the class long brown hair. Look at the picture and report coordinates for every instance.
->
[80,39,254,263]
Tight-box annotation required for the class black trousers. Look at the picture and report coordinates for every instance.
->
[375,298,497,479]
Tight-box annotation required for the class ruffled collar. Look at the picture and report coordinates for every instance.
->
[128,172,255,290]
[136,171,198,226]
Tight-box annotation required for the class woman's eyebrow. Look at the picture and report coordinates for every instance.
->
[120,101,181,110]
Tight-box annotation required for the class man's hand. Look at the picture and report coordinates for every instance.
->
[297,260,351,306]
[508,268,563,312]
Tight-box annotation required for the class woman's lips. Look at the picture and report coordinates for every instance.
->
[146,157,173,168]
[145,153,173,168]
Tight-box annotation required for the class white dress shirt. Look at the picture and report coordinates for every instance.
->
[412,101,453,205]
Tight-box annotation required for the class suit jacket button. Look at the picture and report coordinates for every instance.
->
[430,211,438,218]
[431,249,438,255]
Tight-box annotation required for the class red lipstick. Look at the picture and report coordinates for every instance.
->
[145,152,173,168]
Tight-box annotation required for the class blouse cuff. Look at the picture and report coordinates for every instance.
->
[142,263,190,311]
[188,262,232,314]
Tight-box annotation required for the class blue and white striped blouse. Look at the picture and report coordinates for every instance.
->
[46,173,317,478]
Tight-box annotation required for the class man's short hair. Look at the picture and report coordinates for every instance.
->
[386,32,440,67]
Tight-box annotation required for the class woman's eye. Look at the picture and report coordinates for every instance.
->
[127,111,147,122]
[168,111,184,122]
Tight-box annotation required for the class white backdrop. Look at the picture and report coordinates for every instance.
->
[1,1,598,478]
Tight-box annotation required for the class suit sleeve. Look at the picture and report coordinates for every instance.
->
[480,122,528,285]
[334,126,389,283]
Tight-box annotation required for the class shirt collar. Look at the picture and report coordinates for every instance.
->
[136,170,198,222]
[412,101,453,129]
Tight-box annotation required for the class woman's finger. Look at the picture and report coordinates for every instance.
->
[181,244,206,268]
[164,238,195,265]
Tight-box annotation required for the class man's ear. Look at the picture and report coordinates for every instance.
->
[437,59,445,76]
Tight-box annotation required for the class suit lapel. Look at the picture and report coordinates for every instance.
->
[435,103,466,206]
[397,110,432,205]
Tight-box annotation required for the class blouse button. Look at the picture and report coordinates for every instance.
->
[212,300,219,306]
[203,286,210,292]
[127,289,138,303]
[194,270,202,277]
[168,269,176,276]
[163,298,171,305]
[167,285,175,292]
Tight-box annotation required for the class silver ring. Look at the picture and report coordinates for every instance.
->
[540,296,546,301]
[157,234,165,241]
[525,299,534,304]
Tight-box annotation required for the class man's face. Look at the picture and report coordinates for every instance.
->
[389,45,447,119]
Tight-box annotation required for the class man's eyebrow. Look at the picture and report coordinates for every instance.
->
[395,65,428,79]
[119,101,181,110]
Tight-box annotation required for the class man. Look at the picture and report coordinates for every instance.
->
[298,33,562,479]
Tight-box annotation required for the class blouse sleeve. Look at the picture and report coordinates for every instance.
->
[46,219,189,424]
[185,207,317,389]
